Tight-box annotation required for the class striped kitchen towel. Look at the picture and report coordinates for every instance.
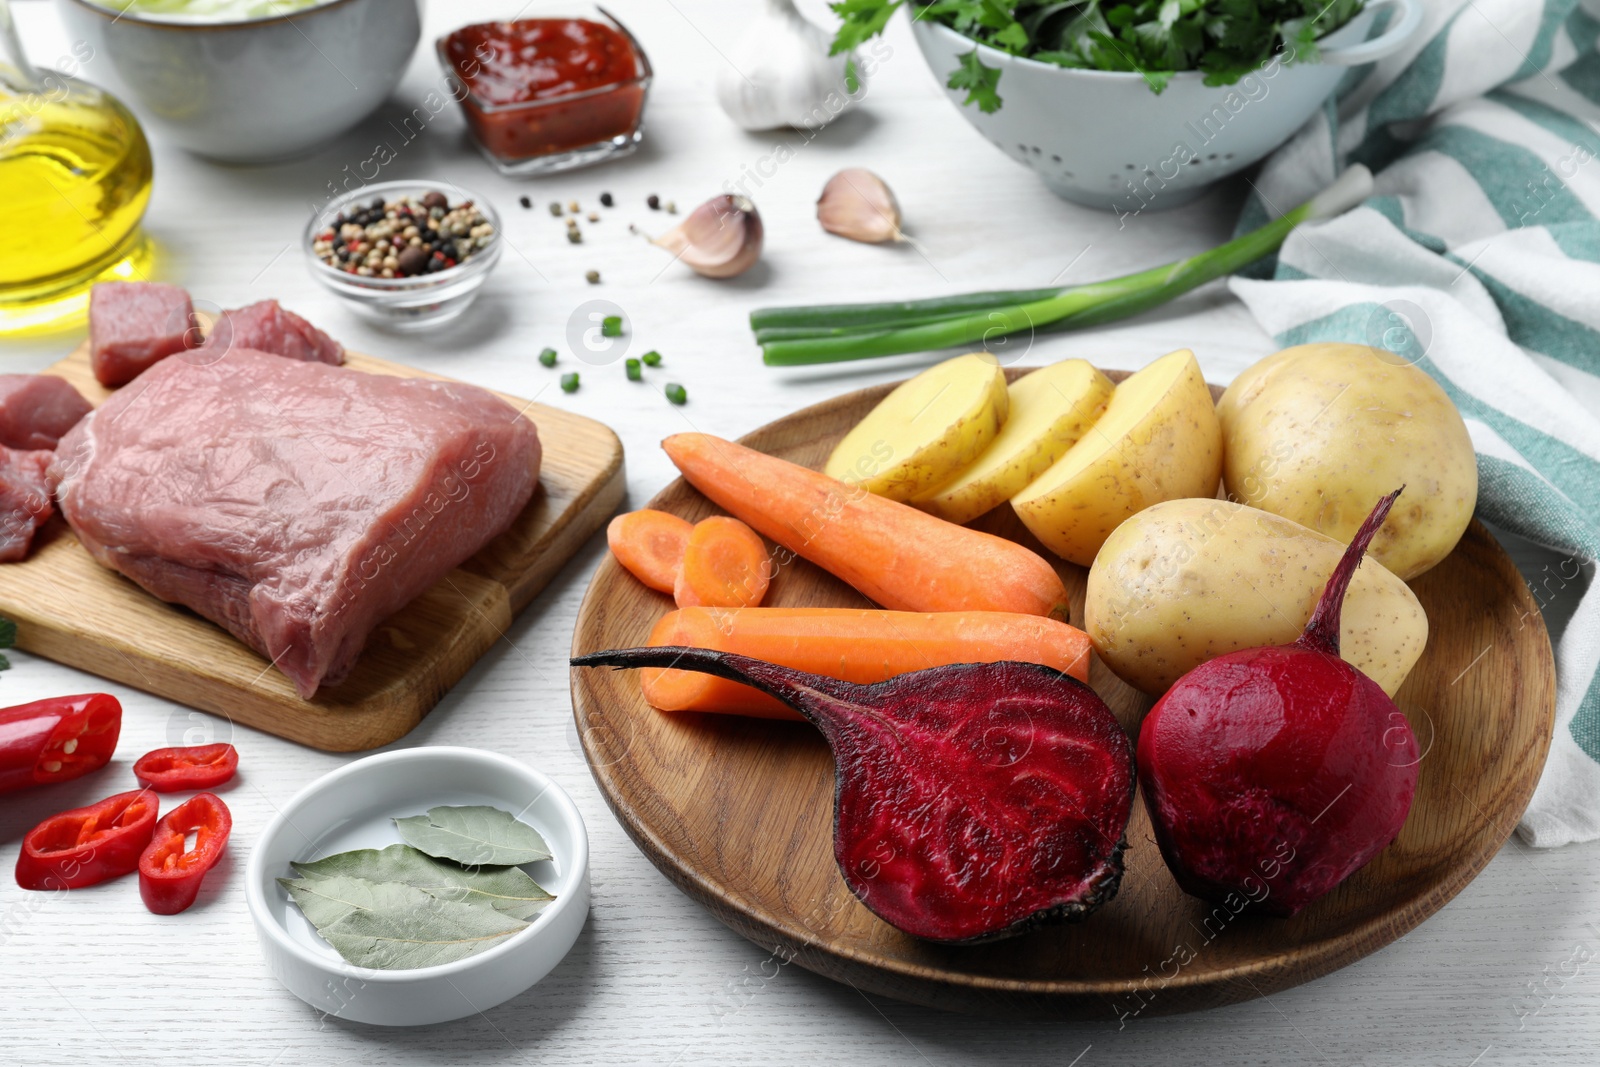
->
[1228,0,1600,845]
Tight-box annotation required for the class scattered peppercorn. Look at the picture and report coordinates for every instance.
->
[585,270,600,284]
[548,201,562,217]
[600,192,614,207]
[641,350,662,366]
[587,212,599,223]
[561,372,580,393]
[601,315,623,337]
[647,194,660,210]
[665,382,687,405]
[519,195,531,209]
[539,347,558,367]
[311,192,493,279]
[567,200,580,214]
[567,230,582,244]
[665,200,677,214]
[625,358,642,381]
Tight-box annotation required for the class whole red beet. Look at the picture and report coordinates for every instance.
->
[1137,489,1419,917]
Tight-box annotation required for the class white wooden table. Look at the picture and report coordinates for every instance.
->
[3,2,1596,1064]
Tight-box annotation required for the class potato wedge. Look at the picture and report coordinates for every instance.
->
[1011,349,1222,565]
[1085,498,1428,697]
[1218,342,1477,580]
[913,359,1114,525]
[825,352,1008,500]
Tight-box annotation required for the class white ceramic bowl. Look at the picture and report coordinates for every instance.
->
[55,0,421,163]
[245,747,589,1027]
[910,0,1422,211]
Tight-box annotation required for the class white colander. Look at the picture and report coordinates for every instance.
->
[910,0,1423,212]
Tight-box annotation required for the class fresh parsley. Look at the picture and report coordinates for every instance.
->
[948,49,1005,112]
[831,0,1365,106]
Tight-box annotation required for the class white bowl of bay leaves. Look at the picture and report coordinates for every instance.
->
[245,747,589,1026]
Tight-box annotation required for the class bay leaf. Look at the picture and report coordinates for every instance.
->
[393,805,552,866]
[277,871,383,929]
[279,874,528,970]
[292,844,553,921]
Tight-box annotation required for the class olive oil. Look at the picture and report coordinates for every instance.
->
[0,82,153,327]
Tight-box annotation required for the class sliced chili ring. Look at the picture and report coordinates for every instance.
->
[0,694,122,794]
[15,789,159,891]
[133,743,238,792]
[138,792,232,915]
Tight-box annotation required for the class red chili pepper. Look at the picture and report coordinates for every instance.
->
[133,743,238,792]
[15,789,159,891]
[138,792,231,915]
[0,694,122,794]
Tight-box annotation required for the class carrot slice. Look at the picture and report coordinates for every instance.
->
[607,509,693,594]
[661,433,1068,619]
[674,517,771,609]
[639,606,1092,720]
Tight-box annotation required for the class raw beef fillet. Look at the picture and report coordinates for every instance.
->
[0,374,92,450]
[89,282,196,387]
[53,350,541,698]
[0,446,55,562]
[200,300,344,365]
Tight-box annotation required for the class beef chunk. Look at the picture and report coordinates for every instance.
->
[53,350,541,697]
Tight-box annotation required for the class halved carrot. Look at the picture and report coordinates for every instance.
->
[661,433,1069,619]
[674,516,772,609]
[607,509,693,594]
[640,606,1092,720]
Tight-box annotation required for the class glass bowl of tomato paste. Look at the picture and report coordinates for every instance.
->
[438,7,652,176]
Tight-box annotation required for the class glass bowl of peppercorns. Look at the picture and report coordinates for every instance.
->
[304,180,502,331]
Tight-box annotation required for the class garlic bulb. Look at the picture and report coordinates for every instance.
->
[818,169,903,243]
[653,195,764,279]
[715,0,863,132]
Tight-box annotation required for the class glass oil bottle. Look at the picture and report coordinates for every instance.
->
[1,0,153,333]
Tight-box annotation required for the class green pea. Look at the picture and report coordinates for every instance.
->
[561,372,580,393]
[665,382,687,405]
[538,347,558,367]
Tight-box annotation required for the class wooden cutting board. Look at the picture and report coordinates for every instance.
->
[0,344,624,752]
[570,370,1556,1018]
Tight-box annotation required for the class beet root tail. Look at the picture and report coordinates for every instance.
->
[1299,487,1403,655]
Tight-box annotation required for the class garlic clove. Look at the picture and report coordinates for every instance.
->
[715,0,862,132]
[653,195,764,279]
[817,169,903,244]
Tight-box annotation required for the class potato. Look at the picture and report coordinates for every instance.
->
[1218,342,1477,581]
[825,352,1008,500]
[913,359,1114,525]
[1085,498,1428,697]
[1011,349,1222,566]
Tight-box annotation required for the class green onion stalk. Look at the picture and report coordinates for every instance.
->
[752,166,1374,366]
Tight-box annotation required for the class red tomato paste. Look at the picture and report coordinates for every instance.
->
[443,19,647,162]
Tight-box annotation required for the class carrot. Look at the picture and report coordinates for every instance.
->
[661,433,1069,619]
[607,509,693,594]
[640,606,1092,719]
[674,516,771,609]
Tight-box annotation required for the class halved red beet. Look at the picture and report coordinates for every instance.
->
[1137,489,1420,917]
[572,648,1136,943]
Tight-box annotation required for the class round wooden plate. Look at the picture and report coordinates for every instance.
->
[570,371,1556,1019]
